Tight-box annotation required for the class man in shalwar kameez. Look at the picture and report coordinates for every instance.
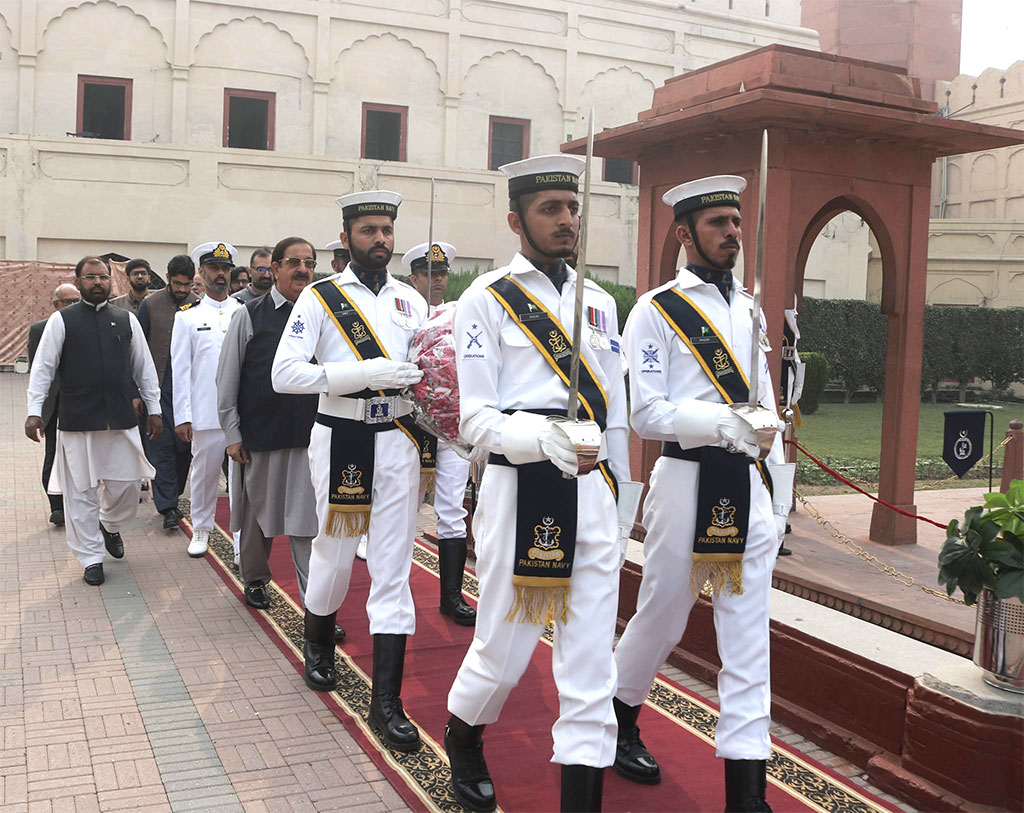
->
[25,256,162,586]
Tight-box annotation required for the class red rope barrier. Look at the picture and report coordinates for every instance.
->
[786,440,949,530]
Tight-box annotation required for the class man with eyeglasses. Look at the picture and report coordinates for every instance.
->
[172,242,243,557]
[232,247,274,303]
[216,238,346,642]
[27,282,81,526]
[272,191,428,753]
[110,259,152,315]
[137,255,200,529]
[25,256,162,586]
[229,266,250,295]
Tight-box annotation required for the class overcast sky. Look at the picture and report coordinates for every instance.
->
[960,0,1024,76]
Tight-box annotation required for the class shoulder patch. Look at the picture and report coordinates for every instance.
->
[178,302,195,311]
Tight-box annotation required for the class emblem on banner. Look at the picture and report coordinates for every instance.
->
[529,516,564,560]
[706,498,739,538]
[953,430,972,460]
[337,464,365,495]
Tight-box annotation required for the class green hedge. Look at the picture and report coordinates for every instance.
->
[800,352,829,415]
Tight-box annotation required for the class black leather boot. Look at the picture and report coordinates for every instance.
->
[724,759,772,812]
[438,538,477,626]
[368,634,420,751]
[445,714,496,812]
[302,610,337,692]
[612,697,661,784]
[560,764,603,812]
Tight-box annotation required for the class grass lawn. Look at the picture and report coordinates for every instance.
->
[796,401,1023,460]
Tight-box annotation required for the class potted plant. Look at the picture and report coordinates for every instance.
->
[938,479,1024,692]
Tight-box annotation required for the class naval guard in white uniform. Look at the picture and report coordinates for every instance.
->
[401,240,476,627]
[612,176,789,812]
[272,191,429,753]
[444,156,637,813]
[171,242,243,558]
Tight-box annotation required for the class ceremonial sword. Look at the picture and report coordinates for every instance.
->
[729,128,780,460]
[426,178,435,309]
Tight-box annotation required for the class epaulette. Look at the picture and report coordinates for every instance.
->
[178,302,196,311]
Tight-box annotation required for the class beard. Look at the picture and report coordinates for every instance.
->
[252,275,273,291]
[130,279,149,293]
[349,241,393,271]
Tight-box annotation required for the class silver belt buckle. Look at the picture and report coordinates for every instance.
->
[363,395,397,424]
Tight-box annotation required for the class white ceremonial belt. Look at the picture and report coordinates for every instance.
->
[318,393,414,424]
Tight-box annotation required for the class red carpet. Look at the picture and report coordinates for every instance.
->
[187,496,896,812]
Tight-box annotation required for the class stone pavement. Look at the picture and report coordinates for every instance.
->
[0,371,911,811]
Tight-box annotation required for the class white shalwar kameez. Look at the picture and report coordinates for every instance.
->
[171,295,242,533]
[446,253,630,768]
[26,306,160,567]
[271,266,426,633]
[614,267,784,761]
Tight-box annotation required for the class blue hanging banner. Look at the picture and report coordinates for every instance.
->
[943,410,986,479]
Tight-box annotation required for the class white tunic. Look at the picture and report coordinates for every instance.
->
[171,295,242,431]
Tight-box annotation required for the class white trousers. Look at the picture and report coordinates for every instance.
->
[64,478,140,567]
[227,459,240,555]
[304,422,420,634]
[189,428,226,533]
[614,457,778,760]
[447,463,620,767]
[434,441,470,539]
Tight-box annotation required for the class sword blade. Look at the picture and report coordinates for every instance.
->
[747,129,768,408]
[427,178,435,310]
[568,109,595,421]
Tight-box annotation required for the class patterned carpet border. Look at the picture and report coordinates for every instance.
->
[181,497,891,813]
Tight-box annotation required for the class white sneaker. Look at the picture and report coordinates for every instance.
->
[355,535,368,561]
[188,529,209,558]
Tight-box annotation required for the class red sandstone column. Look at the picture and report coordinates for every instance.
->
[870,182,931,545]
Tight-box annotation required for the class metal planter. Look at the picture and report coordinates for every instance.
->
[974,589,1024,693]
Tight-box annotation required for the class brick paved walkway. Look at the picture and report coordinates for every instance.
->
[0,371,910,812]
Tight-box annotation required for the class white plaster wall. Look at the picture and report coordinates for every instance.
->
[0,12,18,136]
[34,1,172,142]
[803,212,872,300]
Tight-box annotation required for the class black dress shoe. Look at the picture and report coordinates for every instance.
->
[368,634,420,751]
[612,698,661,785]
[334,625,346,643]
[162,509,180,530]
[99,523,124,559]
[49,509,65,526]
[445,715,496,811]
[83,564,105,586]
[244,581,270,609]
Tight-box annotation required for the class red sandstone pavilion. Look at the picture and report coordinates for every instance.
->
[566,44,1023,547]
[566,45,1024,811]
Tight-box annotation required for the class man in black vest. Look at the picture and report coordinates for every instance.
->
[137,255,200,529]
[25,256,163,586]
[216,237,332,627]
[28,282,81,525]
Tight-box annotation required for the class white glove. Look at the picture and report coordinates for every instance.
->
[324,358,422,395]
[774,511,787,544]
[500,411,578,476]
[714,408,761,460]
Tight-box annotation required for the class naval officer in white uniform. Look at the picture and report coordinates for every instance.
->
[444,155,635,813]
[171,241,242,557]
[612,176,788,813]
[272,191,428,753]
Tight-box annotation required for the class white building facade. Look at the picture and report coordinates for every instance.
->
[0,0,817,282]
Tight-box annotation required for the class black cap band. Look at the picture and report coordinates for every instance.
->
[341,202,399,220]
[672,191,741,219]
[508,172,580,198]
[410,257,450,274]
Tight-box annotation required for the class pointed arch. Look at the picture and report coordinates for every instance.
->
[191,15,310,76]
[463,49,560,97]
[39,0,169,60]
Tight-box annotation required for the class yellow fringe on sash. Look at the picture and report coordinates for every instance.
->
[689,554,744,598]
[325,505,370,539]
[505,580,571,625]
[420,469,435,494]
